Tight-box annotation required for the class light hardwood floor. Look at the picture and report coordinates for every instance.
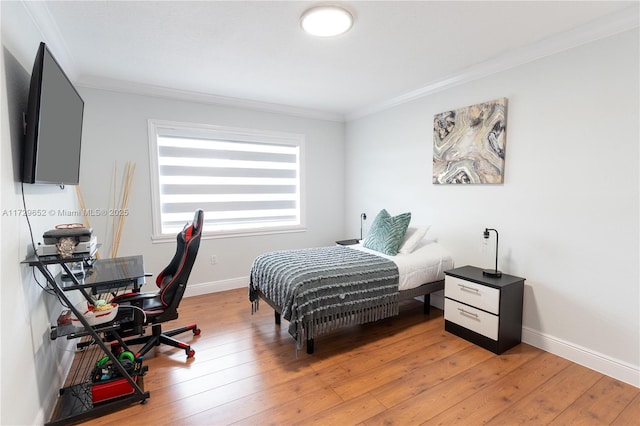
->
[79,288,639,425]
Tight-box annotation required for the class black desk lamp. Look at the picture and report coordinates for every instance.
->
[483,228,502,277]
[360,213,367,240]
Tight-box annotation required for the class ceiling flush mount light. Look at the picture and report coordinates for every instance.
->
[300,5,353,37]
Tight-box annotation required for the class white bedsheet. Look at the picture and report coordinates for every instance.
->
[347,239,454,291]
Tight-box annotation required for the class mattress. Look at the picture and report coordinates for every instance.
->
[347,239,454,291]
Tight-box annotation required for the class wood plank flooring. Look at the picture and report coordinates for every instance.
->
[78,288,639,425]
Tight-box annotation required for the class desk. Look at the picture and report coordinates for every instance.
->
[65,255,145,295]
[26,254,145,293]
[23,253,150,425]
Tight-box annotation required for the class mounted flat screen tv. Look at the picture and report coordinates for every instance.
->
[23,42,84,186]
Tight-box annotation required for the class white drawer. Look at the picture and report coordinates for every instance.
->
[445,275,500,315]
[445,298,499,340]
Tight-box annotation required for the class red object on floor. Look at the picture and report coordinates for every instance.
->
[91,377,136,403]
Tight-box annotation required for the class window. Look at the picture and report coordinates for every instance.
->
[148,120,305,239]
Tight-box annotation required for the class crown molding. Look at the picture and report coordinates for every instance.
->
[78,77,346,122]
[346,5,640,121]
[75,77,345,122]
[20,0,79,81]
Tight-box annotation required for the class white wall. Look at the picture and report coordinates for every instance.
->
[345,28,639,386]
[1,2,84,424]
[77,88,346,295]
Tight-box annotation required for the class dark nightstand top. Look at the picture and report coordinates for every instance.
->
[336,239,360,246]
[445,265,525,289]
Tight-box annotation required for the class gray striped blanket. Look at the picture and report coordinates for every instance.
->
[249,246,399,350]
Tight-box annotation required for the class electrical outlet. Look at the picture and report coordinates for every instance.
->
[210,255,218,265]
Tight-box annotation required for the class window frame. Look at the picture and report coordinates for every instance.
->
[148,119,306,241]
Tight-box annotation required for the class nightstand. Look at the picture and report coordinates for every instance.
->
[444,265,525,354]
[336,239,360,246]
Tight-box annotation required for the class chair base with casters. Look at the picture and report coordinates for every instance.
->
[114,322,201,359]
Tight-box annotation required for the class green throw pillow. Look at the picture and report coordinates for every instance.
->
[363,209,412,256]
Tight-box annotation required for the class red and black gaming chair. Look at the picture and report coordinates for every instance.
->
[113,209,204,358]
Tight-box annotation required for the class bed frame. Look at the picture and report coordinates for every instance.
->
[256,279,444,354]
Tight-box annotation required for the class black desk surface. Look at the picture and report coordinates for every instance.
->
[79,255,145,287]
[24,254,146,291]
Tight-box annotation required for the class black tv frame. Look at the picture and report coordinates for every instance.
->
[23,42,84,186]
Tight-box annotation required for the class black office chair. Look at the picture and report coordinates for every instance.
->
[112,209,204,358]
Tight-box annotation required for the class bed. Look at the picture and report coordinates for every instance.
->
[249,218,454,354]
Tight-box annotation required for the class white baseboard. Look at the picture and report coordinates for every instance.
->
[184,276,248,298]
[183,279,639,388]
[522,327,639,388]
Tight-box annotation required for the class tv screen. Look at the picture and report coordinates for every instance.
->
[23,42,84,185]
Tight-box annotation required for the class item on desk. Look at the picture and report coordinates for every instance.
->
[56,237,77,258]
[70,300,118,326]
[40,226,95,258]
[57,309,72,325]
[36,235,97,257]
[61,261,85,281]
[43,226,93,244]
[94,299,109,310]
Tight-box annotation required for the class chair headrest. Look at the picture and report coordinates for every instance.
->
[192,209,204,233]
[182,209,204,241]
[156,209,204,289]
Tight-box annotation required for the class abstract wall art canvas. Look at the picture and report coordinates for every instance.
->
[433,98,508,184]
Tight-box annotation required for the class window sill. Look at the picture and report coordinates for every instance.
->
[151,226,307,243]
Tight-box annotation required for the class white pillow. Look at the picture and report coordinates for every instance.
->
[398,225,431,254]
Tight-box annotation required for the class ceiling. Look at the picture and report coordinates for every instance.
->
[27,1,639,120]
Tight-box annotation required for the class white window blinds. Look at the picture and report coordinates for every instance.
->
[149,120,304,238]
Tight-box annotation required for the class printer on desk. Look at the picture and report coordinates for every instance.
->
[37,226,97,257]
